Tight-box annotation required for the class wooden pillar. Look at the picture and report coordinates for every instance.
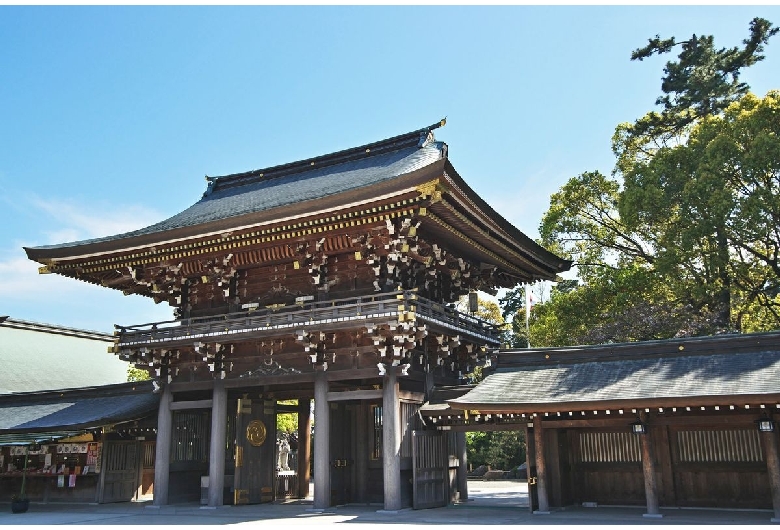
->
[533,415,550,514]
[96,431,109,503]
[524,422,535,514]
[313,368,330,510]
[382,368,402,511]
[354,402,368,503]
[639,412,662,518]
[760,426,780,522]
[297,398,312,499]
[153,385,172,506]
[207,380,227,507]
[456,430,468,501]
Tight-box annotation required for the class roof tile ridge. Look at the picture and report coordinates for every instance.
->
[496,331,780,368]
[203,119,446,196]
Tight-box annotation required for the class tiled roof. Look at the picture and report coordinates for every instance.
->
[0,382,159,433]
[0,323,128,395]
[29,123,446,252]
[419,385,472,415]
[450,333,780,409]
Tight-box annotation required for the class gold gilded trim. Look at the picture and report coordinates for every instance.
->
[415,179,440,199]
[246,419,267,447]
[56,201,424,275]
[234,488,249,504]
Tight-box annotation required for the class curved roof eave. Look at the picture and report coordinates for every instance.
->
[25,147,447,263]
[441,160,572,276]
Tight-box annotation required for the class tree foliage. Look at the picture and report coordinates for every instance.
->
[277,399,299,434]
[127,366,150,382]
[535,18,780,344]
[467,430,526,471]
[629,18,778,136]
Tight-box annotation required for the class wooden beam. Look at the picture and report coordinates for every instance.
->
[170,399,213,411]
[327,367,383,382]
[399,390,425,403]
[327,389,383,402]
[437,423,527,432]
[542,413,760,429]
[170,380,214,393]
[450,394,780,415]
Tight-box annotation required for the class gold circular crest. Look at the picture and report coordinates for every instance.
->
[246,420,267,447]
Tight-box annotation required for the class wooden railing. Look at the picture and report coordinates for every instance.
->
[115,291,501,346]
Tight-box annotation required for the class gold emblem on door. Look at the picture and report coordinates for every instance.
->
[246,419,267,446]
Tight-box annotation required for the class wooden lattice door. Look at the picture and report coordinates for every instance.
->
[412,430,448,509]
[100,441,139,503]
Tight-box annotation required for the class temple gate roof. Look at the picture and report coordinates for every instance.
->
[24,120,571,298]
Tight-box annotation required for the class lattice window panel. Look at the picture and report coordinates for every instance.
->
[677,429,763,463]
[579,431,641,463]
[171,410,211,462]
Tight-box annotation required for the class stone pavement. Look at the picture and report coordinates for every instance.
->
[0,480,776,526]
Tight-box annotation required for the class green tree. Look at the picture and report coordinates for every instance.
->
[126,366,150,382]
[277,400,298,434]
[537,18,780,343]
[466,430,526,471]
[455,294,507,381]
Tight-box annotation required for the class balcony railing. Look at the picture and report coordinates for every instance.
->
[115,291,501,347]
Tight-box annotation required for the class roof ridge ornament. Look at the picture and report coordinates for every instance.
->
[418,118,446,149]
[203,175,216,197]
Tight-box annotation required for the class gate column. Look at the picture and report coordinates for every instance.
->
[456,431,468,501]
[639,411,662,518]
[297,398,312,499]
[533,414,550,514]
[382,367,402,511]
[313,367,330,510]
[760,423,780,522]
[153,385,172,506]
[207,379,227,507]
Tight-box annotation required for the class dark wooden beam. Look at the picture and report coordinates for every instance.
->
[327,389,382,402]
[170,399,213,411]
[450,394,780,415]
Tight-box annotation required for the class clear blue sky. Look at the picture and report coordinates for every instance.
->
[2,5,779,332]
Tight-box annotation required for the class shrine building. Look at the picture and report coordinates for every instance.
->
[24,121,571,510]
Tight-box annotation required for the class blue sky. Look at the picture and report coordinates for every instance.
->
[1,5,779,332]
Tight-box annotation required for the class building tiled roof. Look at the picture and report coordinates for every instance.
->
[0,320,129,394]
[419,385,472,416]
[29,123,446,252]
[449,332,780,410]
[0,381,159,434]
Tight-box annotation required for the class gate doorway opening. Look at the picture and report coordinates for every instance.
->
[417,394,531,511]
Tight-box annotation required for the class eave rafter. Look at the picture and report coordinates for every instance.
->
[39,197,426,298]
[415,177,562,282]
[39,193,427,277]
[35,172,564,310]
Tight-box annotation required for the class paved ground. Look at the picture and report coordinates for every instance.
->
[1,480,776,526]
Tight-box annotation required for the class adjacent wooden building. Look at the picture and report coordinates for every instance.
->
[24,121,571,510]
[436,332,780,521]
[0,318,158,506]
[0,381,159,504]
